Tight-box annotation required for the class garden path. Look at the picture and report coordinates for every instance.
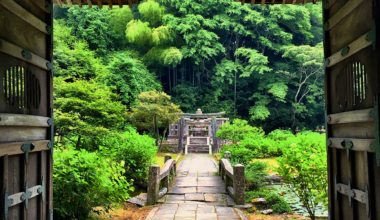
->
[145,154,247,220]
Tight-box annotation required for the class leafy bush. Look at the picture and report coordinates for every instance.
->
[100,131,157,183]
[217,119,264,144]
[244,161,269,190]
[246,189,291,214]
[54,146,132,220]
[220,145,254,164]
[276,132,327,220]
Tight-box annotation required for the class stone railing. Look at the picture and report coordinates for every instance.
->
[219,151,245,205]
[147,154,182,205]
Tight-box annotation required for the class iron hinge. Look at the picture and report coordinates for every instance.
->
[341,46,350,56]
[323,22,329,31]
[21,182,32,209]
[370,95,380,166]
[22,50,32,60]
[46,26,53,35]
[46,61,54,78]
[360,185,369,216]
[326,115,331,123]
[4,188,14,219]
[45,1,53,13]
[37,176,45,201]
[324,59,330,67]
[341,139,353,160]
[345,180,355,207]
[21,143,35,164]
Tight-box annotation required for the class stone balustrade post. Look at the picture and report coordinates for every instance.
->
[147,165,160,205]
[224,151,231,160]
[162,155,172,189]
[233,164,245,205]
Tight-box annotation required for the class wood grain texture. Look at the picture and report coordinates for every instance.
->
[0,38,49,70]
[14,0,48,20]
[8,185,41,207]
[54,0,321,5]
[0,127,46,143]
[326,0,365,31]
[327,32,372,68]
[0,140,49,158]
[87,0,92,7]
[0,0,49,35]
[328,0,372,55]
[0,7,47,59]
[0,114,50,127]
[328,108,373,124]
[329,138,375,152]
[97,0,102,8]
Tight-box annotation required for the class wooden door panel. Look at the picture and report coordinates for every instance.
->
[324,0,379,218]
[0,0,53,219]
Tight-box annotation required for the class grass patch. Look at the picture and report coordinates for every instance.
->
[154,153,179,169]
[251,157,279,175]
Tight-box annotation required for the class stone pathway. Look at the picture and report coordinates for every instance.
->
[146,154,247,220]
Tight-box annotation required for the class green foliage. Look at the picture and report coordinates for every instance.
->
[54,77,127,150]
[244,161,269,190]
[99,131,157,182]
[128,91,183,146]
[246,189,292,214]
[276,132,327,219]
[139,0,165,27]
[53,146,132,219]
[66,6,117,55]
[106,51,162,106]
[217,119,264,144]
[109,7,134,46]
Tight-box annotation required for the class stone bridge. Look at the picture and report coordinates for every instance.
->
[145,153,248,220]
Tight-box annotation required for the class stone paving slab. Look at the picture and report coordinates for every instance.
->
[167,195,185,201]
[169,187,197,194]
[178,203,198,211]
[204,194,225,202]
[197,181,225,187]
[197,187,226,194]
[146,154,247,220]
[185,193,205,201]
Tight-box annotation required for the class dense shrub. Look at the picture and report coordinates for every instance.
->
[220,145,254,164]
[100,131,157,183]
[276,132,327,220]
[54,146,132,220]
[244,161,269,190]
[246,189,292,214]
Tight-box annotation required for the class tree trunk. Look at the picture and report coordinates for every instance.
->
[234,71,237,111]
[291,107,297,129]
[158,126,168,152]
[154,115,159,146]
[76,135,82,149]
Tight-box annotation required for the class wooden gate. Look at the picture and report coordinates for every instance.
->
[0,0,53,219]
[324,0,380,218]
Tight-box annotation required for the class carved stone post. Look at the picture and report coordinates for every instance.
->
[212,117,218,153]
[147,165,160,205]
[162,155,172,189]
[224,151,231,160]
[233,164,245,205]
[178,117,184,153]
